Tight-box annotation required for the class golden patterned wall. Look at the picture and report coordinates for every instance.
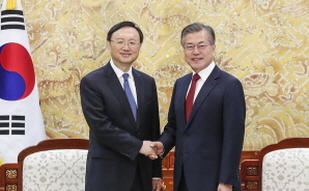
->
[1,0,308,151]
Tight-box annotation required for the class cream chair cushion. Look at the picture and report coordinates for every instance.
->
[262,148,309,190]
[23,149,88,191]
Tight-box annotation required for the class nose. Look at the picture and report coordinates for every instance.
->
[122,43,130,50]
[192,46,200,54]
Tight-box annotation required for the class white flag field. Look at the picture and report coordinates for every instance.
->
[0,0,46,164]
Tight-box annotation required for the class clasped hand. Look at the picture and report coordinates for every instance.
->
[139,141,164,160]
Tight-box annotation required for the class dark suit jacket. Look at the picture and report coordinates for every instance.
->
[80,62,162,191]
[159,65,246,191]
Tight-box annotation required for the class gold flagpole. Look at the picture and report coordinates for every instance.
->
[6,0,17,10]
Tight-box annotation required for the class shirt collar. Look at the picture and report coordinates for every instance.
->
[110,59,133,79]
[193,61,215,81]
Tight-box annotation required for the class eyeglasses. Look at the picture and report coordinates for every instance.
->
[110,39,140,48]
[184,44,212,51]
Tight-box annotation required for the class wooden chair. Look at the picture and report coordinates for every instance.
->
[0,163,19,191]
[258,137,309,191]
[0,138,169,191]
[240,158,259,191]
[0,138,89,191]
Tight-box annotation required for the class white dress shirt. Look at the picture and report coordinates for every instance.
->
[187,61,216,102]
[110,59,138,107]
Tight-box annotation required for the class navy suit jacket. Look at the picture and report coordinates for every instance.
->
[80,62,162,191]
[159,65,246,191]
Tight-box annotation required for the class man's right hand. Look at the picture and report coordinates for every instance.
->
[150,141,164,154]
[139,141,158,159]
[149,141,164,160]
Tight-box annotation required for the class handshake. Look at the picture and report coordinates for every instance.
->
[139,141,164,160]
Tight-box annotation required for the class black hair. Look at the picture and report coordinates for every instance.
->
[107,21,144,43]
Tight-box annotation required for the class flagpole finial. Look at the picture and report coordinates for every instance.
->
[6,0,17,10]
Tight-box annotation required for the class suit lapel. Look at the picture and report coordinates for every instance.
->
[186,66,221,125]
[105,63,137,125]
[132,69,143,124]
[178,74,192,128]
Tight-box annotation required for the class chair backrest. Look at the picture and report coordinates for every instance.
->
[18,139,89,191]
[258,137,309,191]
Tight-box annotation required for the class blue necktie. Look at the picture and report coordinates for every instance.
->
[123,73,137,120]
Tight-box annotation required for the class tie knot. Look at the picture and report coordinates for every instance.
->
[123,73,129,80]
[192,73,200,81]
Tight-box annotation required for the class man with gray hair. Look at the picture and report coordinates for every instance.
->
[151,23,246,191]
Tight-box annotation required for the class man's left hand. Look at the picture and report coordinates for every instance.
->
[217,183,232,191]
[152,178,162,191]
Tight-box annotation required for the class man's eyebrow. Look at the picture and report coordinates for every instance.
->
[185,41,206,44]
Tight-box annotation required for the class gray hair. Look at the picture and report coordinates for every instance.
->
[180,23,215,47]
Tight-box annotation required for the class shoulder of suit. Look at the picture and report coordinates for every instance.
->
[177,73,192,81]
[218,68,241,83]
[82,64,111,81]
[132,68,154,80]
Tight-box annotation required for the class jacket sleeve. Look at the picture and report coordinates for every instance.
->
[219,77,246,186]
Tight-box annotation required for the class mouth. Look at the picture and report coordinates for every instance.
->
[192,58,202,61]
[120,53,131,57]
[120,52,131,57]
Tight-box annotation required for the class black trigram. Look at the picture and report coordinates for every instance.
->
[0,115,25,135]
[1,10,25,30]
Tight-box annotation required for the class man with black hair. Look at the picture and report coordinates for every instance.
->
[81,21,162,191]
